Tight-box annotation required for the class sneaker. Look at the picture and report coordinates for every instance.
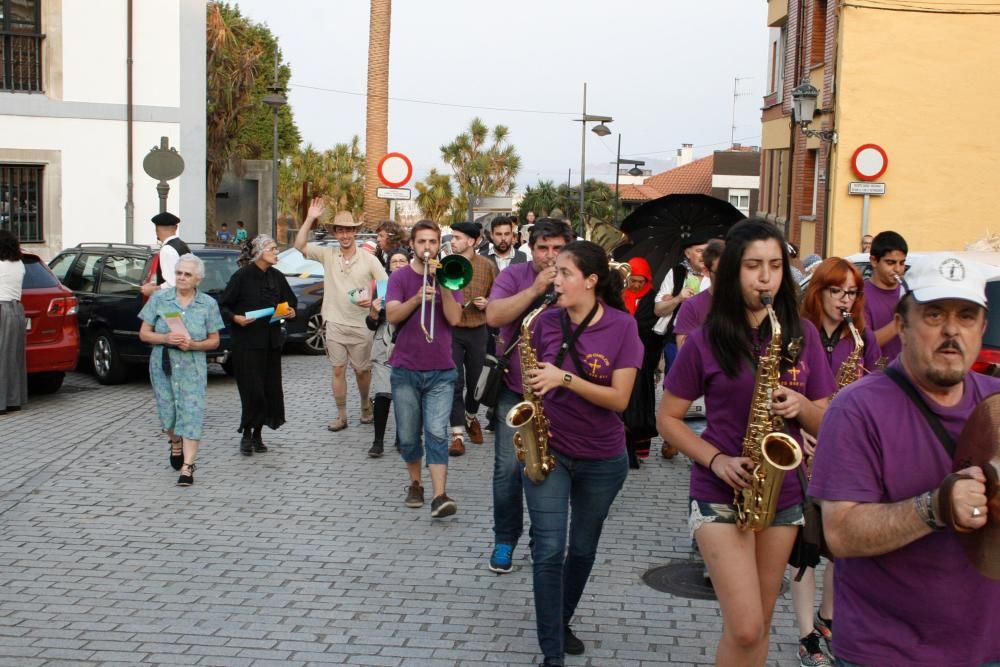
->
[489,543,514,573]
[448,435,465,457]
[430,494,457,518]
[466,417,484,444]
[563,625,585,656]
[813,612,833,656]
[327,416,348,432]
[404,481,424,508]
[798,631,833,667]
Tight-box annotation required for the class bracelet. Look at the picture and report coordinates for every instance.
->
[914,491,945,531]
[707,452,722,473]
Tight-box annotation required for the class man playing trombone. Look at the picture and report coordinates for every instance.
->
[386,220,464,518]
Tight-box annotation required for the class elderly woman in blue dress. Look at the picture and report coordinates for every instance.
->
[139,253,224,486]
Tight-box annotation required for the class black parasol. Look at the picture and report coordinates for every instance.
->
[615,194,746,290]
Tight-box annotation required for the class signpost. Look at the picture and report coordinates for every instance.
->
[142,136,185,215]
[376,187,411,200]
[849,144,888,237]
[376,152,413,221]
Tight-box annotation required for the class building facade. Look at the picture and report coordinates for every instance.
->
[759,0,1000,257]
[0,0,206,259]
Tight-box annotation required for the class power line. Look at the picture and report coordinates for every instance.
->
[844,0,1000,12]
[621,135,762,158]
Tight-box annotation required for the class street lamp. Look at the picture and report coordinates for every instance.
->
[262,58,287,233]
[791,77,836,143]
[610,134,645,225]
[574,83,613,232]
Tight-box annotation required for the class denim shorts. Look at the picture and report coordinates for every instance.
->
[688,499,803,538]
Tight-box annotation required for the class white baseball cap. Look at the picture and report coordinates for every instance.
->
[902,253,988,309]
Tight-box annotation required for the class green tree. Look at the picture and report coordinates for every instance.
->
[517,179,616,236]
[414,169,454,223]
[206,2,300,234]
[278,137,366,223]
[440,117,521,221]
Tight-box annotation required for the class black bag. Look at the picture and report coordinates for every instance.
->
[788,466,829,580]
[474,351,511,408]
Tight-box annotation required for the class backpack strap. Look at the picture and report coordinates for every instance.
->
[884,366,956,458]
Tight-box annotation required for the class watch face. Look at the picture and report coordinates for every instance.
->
[563,373,572,385]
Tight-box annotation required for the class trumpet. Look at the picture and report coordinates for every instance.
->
[419,253,473,342]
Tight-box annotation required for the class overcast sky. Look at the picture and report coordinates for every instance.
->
[233,0,769,191]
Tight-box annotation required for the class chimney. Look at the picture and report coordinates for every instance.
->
[676,143,694,167]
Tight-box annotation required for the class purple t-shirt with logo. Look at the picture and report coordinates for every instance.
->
[825,326,882,378]
[665,319,836,508]
[673,289,712,337]
[386,264,463,371]
[532,305,643,460]
[863,279,902,362]
[809,361,1000,667]
[489,262,541,394]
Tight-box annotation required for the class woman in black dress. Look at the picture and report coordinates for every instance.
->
[219,235,297,455]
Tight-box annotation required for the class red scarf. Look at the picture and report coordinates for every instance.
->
[624,257,653,315]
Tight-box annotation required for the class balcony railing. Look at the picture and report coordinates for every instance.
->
[1,31,44,92]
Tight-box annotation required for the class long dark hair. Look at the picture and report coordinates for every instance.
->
[706,219,802,377]
[0,230,21,262]
[559,240,626,312]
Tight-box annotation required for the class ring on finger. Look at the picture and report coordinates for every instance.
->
[973,506,983,517]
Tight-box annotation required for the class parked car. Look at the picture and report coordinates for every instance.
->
[46,243,238,384]
[21,252,79,394]
[274,248,328,355]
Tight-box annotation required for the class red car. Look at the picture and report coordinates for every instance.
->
[21,252,79,394]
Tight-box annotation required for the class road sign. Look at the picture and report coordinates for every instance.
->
[851,144,888,181]
[377,152,413,188]
[376,187,411,200]
[849,182,886,196]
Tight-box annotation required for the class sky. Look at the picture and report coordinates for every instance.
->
[233,0,770,192]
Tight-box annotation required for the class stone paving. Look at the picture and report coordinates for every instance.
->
[0,355,805,666]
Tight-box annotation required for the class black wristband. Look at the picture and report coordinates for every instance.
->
[708,452,722,473]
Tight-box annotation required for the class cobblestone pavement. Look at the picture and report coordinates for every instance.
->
[0,355,804,666]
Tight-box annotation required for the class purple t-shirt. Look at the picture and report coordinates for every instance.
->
[809,362,1000,667]
[673,289,712,338]
[824,325,882,379]
[489,262,541,394]
[532,305,642,460]
[665,319,836,508]
[863,279,902,362]
[386,264,463,371]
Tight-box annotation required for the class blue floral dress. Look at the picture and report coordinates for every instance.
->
[138,288,224,440]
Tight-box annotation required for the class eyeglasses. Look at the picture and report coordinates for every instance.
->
[264,246,279,253]
[826,286,861,299]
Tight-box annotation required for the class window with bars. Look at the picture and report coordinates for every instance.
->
[1,0,43,92]
[1,164,44,243]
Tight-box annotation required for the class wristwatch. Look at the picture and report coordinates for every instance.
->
[562,373,572,386]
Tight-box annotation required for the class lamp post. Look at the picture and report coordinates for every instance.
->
[574,83,613,233]
[791,77,836,143]
[611,134,645,225]
[262,57,287,234]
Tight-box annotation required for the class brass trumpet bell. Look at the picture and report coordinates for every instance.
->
[436,254,473,290]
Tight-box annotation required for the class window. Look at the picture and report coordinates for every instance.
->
[0,0,43,92]
[98,255,146,295]
[766,27,785,97]
[63,253,102,293]
[0,164,43,242]
[46,252,76,284]
[728,189,751,217]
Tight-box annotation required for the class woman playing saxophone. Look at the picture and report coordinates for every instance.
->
[520,240,642,667]
[657,220,836,667]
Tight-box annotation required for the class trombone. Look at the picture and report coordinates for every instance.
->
[420,252,473,342]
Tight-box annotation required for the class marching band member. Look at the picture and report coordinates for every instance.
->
[864,230,908,364]
[657,220,835,667]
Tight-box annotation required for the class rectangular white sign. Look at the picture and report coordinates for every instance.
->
[376,187,411,200]
[848,182,886,196]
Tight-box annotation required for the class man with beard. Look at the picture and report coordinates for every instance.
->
[810,253,1000,666]
[482,216,527,271]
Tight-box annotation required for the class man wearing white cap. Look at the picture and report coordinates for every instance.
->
[809,253,1000,666]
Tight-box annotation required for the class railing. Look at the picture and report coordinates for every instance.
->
[1,164,44,243]
[1,32,44,92]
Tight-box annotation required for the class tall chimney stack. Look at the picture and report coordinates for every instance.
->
[676,143,694,167]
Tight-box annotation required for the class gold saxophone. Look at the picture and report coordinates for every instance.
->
[505,294,557,484]
[735,294,804,532]
[835,309,865,391]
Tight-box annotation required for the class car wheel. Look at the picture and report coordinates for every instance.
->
[27,372,65,395]
[300,312,326,355]
[92,331,127,385]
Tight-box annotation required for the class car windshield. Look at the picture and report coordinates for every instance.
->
[21,256,60,289]
[198,253,239,293]
[275,248,324,277]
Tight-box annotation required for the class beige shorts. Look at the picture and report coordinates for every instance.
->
[325,320,374,371]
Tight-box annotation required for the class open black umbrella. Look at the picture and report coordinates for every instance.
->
[615,194,745,289]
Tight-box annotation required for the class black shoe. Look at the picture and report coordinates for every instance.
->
[539,659,564,666]
[563,625,585,655]
[252,434,267,453]
[169,438,183,471]
[176,463,196,487]
[240,436,253,456]
[368,439,384,458]
[430,494,457,518]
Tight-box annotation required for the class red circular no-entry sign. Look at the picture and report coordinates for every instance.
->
[851,144,888,181]
[377,152,413,188]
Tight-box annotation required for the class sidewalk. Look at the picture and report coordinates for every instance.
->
[0,355,801,666]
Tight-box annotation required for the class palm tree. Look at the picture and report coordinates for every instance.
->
[279,138,366,223]
[441,117,521,221]
[414,169,454,223]
[362,0,391,225]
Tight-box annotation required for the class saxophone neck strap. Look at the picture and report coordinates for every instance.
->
[501,291,554,359]
[884,366,957,457]
[555,301,600,377]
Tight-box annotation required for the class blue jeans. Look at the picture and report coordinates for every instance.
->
[391,367,457,466]
[523,448,628,662]
[493,386,525,544]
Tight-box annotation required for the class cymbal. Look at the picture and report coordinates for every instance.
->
[952,392,1000,580]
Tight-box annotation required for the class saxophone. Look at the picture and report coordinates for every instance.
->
[505,293,557,484]
[835,309,865,391]
[735,294,804,532]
